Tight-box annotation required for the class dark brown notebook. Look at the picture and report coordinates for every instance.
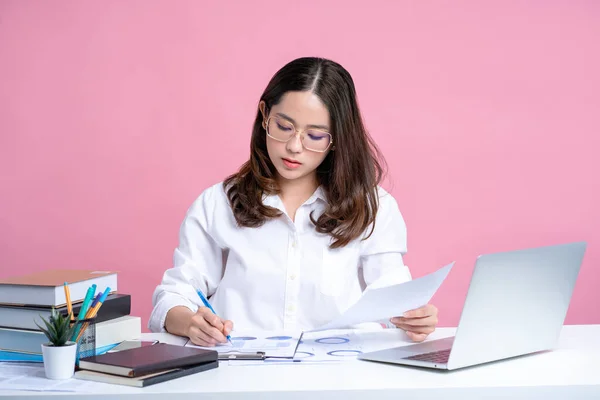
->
[78,343,218,377]
[75,360,219,387]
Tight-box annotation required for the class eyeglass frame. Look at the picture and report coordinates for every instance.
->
[264,116,334,153]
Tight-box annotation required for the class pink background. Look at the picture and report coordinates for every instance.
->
[1,1,598,332]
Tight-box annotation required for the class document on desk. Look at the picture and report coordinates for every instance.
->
[227,328,422,366]
[311,262,455,332]
[184,330,303,359]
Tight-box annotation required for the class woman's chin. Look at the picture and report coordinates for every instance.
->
[275,167,308,182]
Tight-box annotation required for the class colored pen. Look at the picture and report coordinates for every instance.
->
[71,284,96,342]
[64,282,74,322]
[196,289,232,344]
[77,284,96,320]
[76,288,110,343]
[88,284,97,304]
[74,291,101,343]
[84,291,103,319]
[88,288,110,318]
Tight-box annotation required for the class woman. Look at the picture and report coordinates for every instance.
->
[149,57,438,346]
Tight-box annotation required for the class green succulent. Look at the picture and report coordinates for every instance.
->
[35,308,77,346]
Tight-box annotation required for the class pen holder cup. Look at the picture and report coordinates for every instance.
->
[73,318,96,365]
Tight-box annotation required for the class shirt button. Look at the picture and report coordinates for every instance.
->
[290,274,297,280]
[287,304,296,313]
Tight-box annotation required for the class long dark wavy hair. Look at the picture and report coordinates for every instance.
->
[224,57,386,248]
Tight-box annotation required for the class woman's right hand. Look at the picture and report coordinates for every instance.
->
[186,306,233,347]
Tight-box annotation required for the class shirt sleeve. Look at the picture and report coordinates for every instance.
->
[359,188,412,288]
[148,187,225,333]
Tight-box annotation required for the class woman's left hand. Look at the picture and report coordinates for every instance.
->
[390,304,438,342]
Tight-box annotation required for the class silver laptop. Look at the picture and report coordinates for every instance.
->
[358,241,587,370]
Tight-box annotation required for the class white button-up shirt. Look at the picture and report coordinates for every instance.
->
[149,182,412,333]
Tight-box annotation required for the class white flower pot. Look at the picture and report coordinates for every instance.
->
[41,342,77,380]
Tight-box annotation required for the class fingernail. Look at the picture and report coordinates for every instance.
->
[403,312,410,318]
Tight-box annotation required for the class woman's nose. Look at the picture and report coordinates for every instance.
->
[286,132,303,153]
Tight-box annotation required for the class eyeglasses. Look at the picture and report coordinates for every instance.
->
[265,116,333,153]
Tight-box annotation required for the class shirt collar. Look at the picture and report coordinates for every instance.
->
[305,186,327,206]
[262,185,327,208]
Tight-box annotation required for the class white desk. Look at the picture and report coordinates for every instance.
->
[2,325,599,399]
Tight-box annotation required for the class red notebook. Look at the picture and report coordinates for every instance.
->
[78,343,218,377]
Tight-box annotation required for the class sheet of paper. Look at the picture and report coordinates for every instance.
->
[311,262,454,331]
[184,330,303,358]
[227,328,417,366]
[0,362,101,392]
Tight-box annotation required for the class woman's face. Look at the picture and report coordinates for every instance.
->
[261,91,332,184]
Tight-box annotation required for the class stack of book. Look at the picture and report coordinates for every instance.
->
[0,269,141,362]
[75,343,218,387]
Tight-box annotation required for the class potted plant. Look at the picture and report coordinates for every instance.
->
[35,308,78,379]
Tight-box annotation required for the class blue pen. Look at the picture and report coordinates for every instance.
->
[85,291,103,318]
[196,289,232,344]
[70,284,97,341]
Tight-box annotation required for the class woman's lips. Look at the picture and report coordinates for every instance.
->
[282,158,302,169]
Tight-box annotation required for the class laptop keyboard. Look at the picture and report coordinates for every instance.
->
[404,348,451,363]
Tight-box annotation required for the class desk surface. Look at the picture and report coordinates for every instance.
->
[2,325,600,399]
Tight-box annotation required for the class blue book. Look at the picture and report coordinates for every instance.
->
[0,343,118,363]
